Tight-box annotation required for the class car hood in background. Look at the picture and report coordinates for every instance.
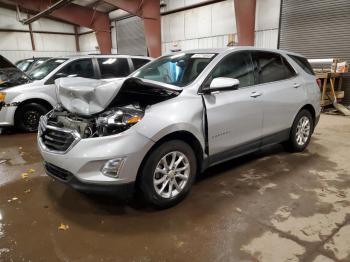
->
[56,77,182,116]
[0,55,31,90]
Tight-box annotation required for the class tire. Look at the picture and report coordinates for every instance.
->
[138,140,197,209]
[15,103,49,132]
[284,109,314,152]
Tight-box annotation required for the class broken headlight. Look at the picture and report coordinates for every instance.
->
[96,107,143,136]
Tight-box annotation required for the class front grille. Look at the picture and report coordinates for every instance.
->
[39,117,79,153]
[41,128,75,152]
[45,162,72,182]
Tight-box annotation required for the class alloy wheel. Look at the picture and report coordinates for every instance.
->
[153,151,190,199]
[295,116,311,146]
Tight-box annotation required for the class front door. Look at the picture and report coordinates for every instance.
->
[202,51,263,163]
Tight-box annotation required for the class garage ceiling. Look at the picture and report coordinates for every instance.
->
[0,0,118,15]
[73,0,117,13]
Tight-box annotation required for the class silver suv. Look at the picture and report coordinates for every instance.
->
[38,47,321,208]
[0,55,151,131]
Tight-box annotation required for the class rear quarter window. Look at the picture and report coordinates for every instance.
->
[288,55,315,75]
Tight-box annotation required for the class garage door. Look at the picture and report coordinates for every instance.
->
[278,0,350,104]
[116,16,147,56]
[279,0,350,60]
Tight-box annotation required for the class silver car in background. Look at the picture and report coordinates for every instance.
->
[38,47,321,208]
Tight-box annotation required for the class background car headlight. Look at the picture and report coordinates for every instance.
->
[0,92,6,102]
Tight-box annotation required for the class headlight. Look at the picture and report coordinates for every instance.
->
[0,92,6,102]
[96,107,144,136]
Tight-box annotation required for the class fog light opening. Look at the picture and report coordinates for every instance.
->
[101,158,125,178]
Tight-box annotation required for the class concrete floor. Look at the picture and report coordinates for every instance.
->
[0,114,350,262]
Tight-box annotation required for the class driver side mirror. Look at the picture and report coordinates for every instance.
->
[202,77,240,94]
[209,77,239,92]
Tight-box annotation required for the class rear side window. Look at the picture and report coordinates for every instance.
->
[288,55,315,75]
[252,52,296,84]
[132,58,150,70]
[98,58,130,78]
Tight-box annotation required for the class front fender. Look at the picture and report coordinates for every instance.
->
[11,93,57,107]
[134,95,205,151]
[2,93,56,126]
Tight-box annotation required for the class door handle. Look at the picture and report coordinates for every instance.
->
[250,92,262,98]
[293,83,301,88]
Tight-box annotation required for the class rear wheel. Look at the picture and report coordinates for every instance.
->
[284,109,314,152]
[15,103,49,132]
[138,140,197,209]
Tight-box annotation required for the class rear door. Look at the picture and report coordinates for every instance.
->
[97,57,131,81]
[251,51,305,143]
[203,51,263,162]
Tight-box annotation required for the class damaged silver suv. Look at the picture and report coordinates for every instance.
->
[38,47,321,208]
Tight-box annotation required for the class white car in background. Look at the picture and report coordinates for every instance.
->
[0,55,152,132]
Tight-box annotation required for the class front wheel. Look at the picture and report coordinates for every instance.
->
[138,140,197,209]
[284,109,314,152]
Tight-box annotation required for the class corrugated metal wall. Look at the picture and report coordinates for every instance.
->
[161,0,281,54]
[161,0,236,54]
[279,0,350,104]
[255,29,279,49]
[116,17,147,56]
[0,7,79,63]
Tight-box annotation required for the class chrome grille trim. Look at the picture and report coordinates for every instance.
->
[38,115,81,154]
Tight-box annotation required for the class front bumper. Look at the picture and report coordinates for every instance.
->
[38,127,155,192]
[44,162,135,197]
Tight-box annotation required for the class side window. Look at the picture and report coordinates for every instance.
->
[132,58,150,70]
[59,59,95,78]
[208,52,254,88]
[98,58,130,78]
[252,52,296,84]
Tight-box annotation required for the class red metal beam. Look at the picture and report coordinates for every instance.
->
[13,0,112,54]
[234,0,256,46]
[74,26,80,52]
[27,14,36,51]
[104,0,161,57]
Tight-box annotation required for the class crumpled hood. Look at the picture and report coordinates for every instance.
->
[56,77,182,116]
[55,77,124,116]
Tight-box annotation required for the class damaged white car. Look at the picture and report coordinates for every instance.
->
[38,47,321,208]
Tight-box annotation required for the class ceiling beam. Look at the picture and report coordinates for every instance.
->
[0,1,76,25]
[21,0,74,25]
[10,0,112,53]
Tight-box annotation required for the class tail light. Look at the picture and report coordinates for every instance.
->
[316,78,322,89]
